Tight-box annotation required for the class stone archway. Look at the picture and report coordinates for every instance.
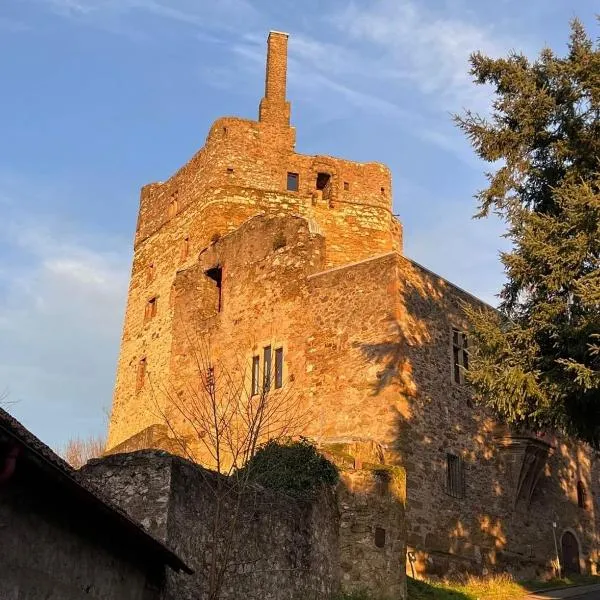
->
[561,530,581,575]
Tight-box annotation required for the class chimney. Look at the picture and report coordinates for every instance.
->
[259,31,291,126]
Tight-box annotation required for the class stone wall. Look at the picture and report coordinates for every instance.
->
[105,29,600,583]
[107,31,401,452]
[82,449,407,600]
[83,451,339,600]
[394,257,600,578]
[108,207,599,579]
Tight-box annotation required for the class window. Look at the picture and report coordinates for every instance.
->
[286,172,299,192]
[380,186,385,194]
[577,481,587,509]
[227,167,234,174]
[251,356,260,396]
[374,527,386,548]
[168,191,179,218]
[452,328,469,384]
[180,236,189,261]
[205,266,223,312]
[136,358,146,392]
[144,297,157,322]
[263,346,271,392]
[253,347,283,394]
[263,346,272,392]
[446,453,465,498]
[146,263,155,284]
[275,347,284,389]
[343,181,350,191]
[316,172,331,190]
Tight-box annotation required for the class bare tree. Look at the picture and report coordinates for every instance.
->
[62,435,106,469]
[150,332,308,600]
[0,388,17,408]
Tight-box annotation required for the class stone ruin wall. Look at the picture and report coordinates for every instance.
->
[108,35,401,451]
[393,258,600,579]
[81,449,407,600]
[104,30,600,583]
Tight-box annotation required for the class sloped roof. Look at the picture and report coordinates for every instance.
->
[0,407,192,574]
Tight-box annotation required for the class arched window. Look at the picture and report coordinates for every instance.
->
[577,481,587,509]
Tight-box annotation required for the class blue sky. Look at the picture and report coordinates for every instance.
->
[0,0,597,451]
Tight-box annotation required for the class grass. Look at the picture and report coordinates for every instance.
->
[407,574,524,599]
[407,573,600,600]
[337,574,600,600]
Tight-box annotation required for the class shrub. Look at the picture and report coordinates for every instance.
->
[243,438,338,498]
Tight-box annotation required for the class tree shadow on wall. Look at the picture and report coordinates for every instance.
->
[353,258,585,580]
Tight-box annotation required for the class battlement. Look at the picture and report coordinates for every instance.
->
[133,33,400,262]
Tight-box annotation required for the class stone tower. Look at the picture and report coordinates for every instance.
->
[107,31,402,451]
[106,31,600,584]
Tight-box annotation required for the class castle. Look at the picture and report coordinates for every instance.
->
[106,31,599,579]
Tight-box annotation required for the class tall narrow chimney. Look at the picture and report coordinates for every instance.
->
[259,31,291,126]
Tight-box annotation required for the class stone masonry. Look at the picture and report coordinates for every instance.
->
[82,448,406,600]
[106,31,600,580]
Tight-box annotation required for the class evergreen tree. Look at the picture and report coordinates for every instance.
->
[455,19,600,445]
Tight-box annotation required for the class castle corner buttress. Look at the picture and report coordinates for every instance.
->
[107,31,600,579]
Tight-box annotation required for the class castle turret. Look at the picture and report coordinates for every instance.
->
[258,31,291,126]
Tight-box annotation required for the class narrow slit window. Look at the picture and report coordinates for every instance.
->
[446,453,465,499]
[146,263,155,284]
[343,181,350,191]
[145,297,157,321]
[275,347,283,389]
[374,527,386,548]
[286,172,299,192]
[452,328,469,384]
[205,266,223,312]
[263,345,272,392]
[168,191,179,218]
[180,236,190,261]
[251,356,260,396]
[136,358,146,392]
[577,481,587,509]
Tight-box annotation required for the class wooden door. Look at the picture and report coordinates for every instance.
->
[561,531,580,575]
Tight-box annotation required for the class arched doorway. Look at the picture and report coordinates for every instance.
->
[561,531,581,575]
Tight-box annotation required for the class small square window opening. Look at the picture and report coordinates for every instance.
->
[287,172,299,192]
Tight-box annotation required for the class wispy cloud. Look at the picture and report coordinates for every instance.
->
[0,183,129,449]
[34,0,259,30]
[333,0,527,113]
